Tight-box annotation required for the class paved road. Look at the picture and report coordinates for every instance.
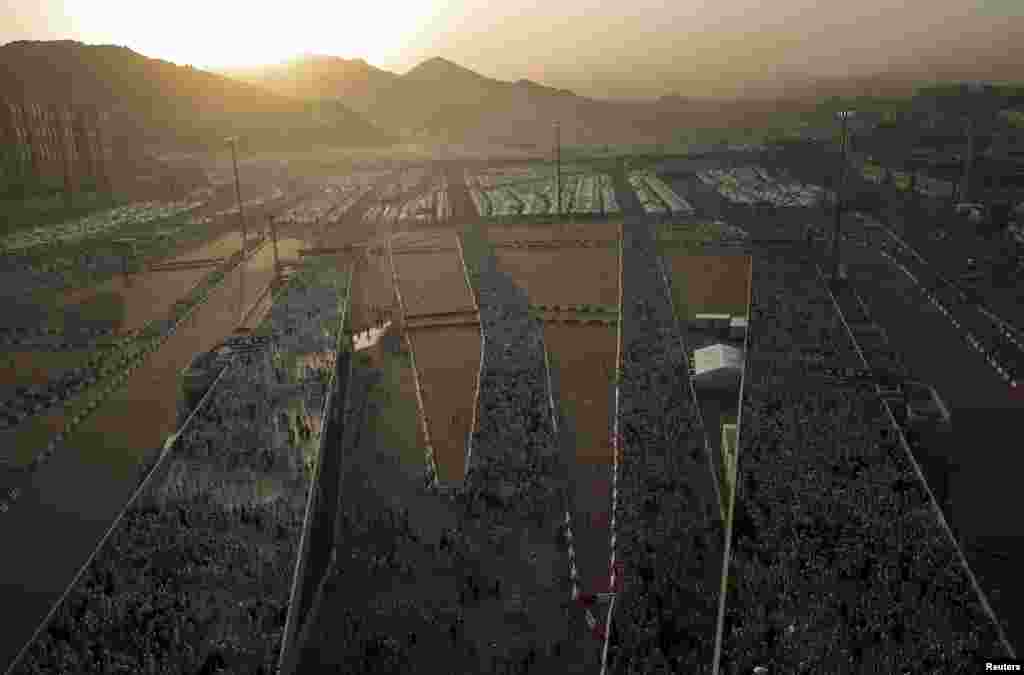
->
[0,244,281,673]
[870,187,1024,335]
[834,234,1024,652]
[661,153,1024,649]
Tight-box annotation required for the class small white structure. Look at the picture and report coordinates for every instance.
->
[729,316,748,341]
[693,313,731,331]
[693,343,744,392]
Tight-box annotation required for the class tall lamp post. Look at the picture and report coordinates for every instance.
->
[226,136,247,323]
[831,110,855,282]
[959,81,990,206]
[268,214,281,283]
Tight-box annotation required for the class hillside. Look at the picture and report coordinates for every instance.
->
[221,54,399,106]
[221,55,673,145]
[218,55,894,147]
[0,41,395,152]
[220,51,1024,150]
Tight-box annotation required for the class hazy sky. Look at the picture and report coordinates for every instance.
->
[3,0,1021,99]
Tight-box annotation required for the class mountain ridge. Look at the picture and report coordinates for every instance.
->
[0,40,394,151]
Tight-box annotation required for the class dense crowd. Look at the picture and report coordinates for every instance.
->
[12,267,345,674]
[294,225,598,673]
[0,363,96,430]
[0,250,131,296]
[719,250,1010,673]
[607,203,723,674]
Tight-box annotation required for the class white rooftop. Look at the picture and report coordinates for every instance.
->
[693,344,744,391]
[695,344,744,374]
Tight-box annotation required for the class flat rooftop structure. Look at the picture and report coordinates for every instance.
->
[693,343,744,392]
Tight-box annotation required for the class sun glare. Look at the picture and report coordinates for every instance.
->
[64,0,441,69]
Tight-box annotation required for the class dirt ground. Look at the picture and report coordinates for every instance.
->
[543,324,617,465]
[408,326,482,484]
[350,249,397,335]
[394,250,476,317]
[543,323,618,601]
[3,243,283,467]
[496,248,619,308]
[391,228,460,250]
[663,253,752,320]
[54,236,308,336]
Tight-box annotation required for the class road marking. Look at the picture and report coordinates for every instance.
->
[874,219,1024,352]
[880,249,1017,389]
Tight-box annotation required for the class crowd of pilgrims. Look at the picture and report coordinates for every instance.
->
[13,271,344,674]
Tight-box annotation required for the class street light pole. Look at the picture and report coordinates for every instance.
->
[959,81,987,206]
[832,111,853,282]
[268,215,280,283]
[226,136,247,322]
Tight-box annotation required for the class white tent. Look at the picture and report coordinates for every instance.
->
[693,343,744,392]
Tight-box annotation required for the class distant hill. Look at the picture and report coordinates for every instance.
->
[221,55,672,145]
[222,54,399,106]
[225,51,1024,150]
[0,41,394,153]
[221,54,937,147]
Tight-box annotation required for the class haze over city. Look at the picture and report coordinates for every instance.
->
[2,0,1024,672]
[3,0,1023,99]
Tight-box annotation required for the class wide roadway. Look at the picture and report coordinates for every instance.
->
[834,230,1024,653]
[664,155,1024,650]
[0,243,283,672]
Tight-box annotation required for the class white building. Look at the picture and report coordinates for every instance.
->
[693,343,744,392]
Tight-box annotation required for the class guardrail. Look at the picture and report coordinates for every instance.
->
[276,263,354,674]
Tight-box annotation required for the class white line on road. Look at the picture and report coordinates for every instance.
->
[880,250,1017,389]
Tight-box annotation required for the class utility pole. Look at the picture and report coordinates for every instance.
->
[960,115,975,205]
[959,81,989,206]
[268,215,281,283]
[554,121,561,218]
[226,136,247,322]
[832,110,853,282]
